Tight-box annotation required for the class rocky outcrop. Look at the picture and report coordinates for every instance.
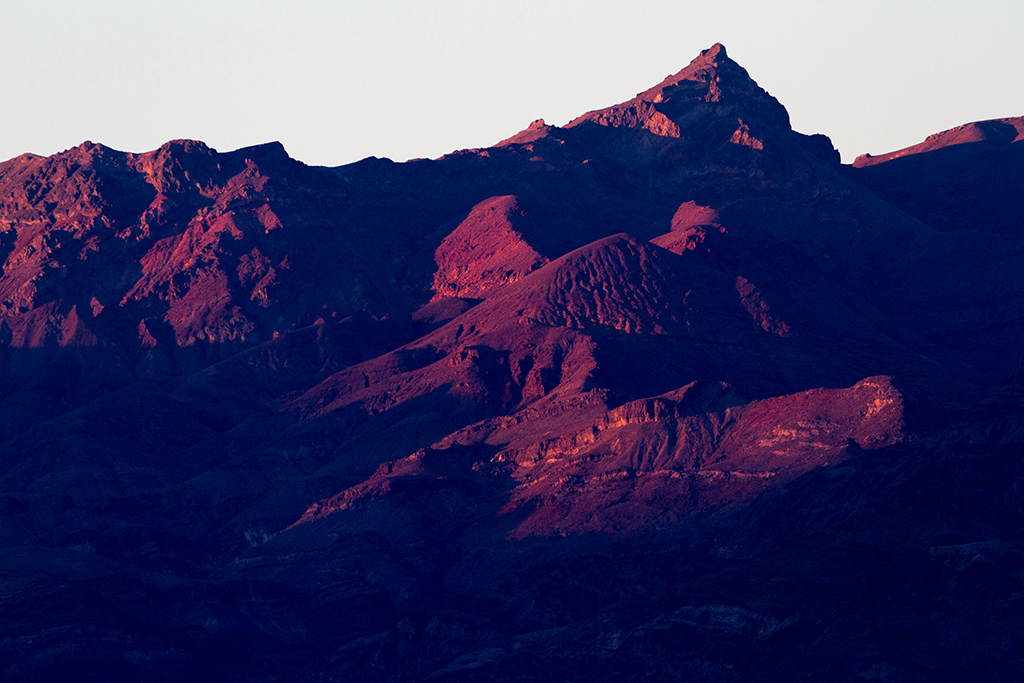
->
[431,195,548,301]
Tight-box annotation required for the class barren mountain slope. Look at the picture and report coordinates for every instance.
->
[1,44,1023,682]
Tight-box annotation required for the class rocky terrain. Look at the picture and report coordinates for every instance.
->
[1,44,1023,681]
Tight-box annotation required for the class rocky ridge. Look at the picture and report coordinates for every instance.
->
[1,44,1023,682]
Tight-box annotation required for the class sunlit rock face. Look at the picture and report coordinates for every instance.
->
[2,44,1024,682]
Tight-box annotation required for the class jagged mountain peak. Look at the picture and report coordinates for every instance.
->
[641,42,748,96]
[566,43,791,142]
[699,41,728,59]
[640,41,735,95]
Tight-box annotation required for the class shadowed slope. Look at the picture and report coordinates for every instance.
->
[849,118,1024,384]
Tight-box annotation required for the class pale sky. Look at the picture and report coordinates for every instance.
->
[2,1,1022,165]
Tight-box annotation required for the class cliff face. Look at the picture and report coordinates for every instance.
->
[2,44,1024,682]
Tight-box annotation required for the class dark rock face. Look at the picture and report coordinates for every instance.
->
[2,44,1024,682]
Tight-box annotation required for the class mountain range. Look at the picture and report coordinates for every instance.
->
[2,43,1023,682]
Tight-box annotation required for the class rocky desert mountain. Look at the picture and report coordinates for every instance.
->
[2,44,1023,682]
